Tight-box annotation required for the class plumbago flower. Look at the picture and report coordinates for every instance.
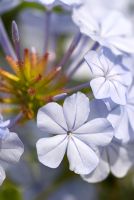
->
[72,5,134,55]
[36,92,114,175]
[0,114,24,185]
[84,48,132,105]
[107,83,134,142]
[81,101,134,183]
[82,137,134,183]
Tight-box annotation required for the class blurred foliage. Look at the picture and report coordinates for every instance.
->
[1,1,63,37]
[98,172,134,200]
[0,179,22,200]
[1,2,45,39]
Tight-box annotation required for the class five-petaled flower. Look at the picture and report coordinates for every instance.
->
[36,92,114,175]
[85,48,132,105]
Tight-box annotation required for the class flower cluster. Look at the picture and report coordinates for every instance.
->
[0,0,134,188]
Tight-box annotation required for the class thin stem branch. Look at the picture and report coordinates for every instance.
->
[58,32,82,68]
[65,40,99,80]
[52,93,68,101]
[66,81,91,93]
[52,82,91,102]
[44,10,51,53]
[8,112,23,129]
[67,59,84,78]
[0,18,16,59]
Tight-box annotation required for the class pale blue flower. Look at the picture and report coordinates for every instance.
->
[36,92,114,175]
[85,48,132,105]
[72,7,134,54]
[81,138,134,183]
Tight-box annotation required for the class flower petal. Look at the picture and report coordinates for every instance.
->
[37,102,68,134]
[63,92,90,131]
[106,101,121,127]
[108,139,133,177]
[73,118,113,146]
[109,80,126,105]
[72,6,99,36]
[67,136,99,174]
[84,51,104,76]
[127,107,134,131]
[36,134,68,168]
[109,37,134,54]
[108,108,130,142]
[0,132,24,166]
[81,149,110,183]
[0,166,5,186]
[88,99,108,121]
[0,120,10,128]
[101,11,132,37]
[90,78,110,99]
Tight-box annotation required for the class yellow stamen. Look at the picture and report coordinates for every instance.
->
[0,68,19,82]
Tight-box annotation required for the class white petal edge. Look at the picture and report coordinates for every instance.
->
[63,92,90,131]
[37,102,67,134]
[0,166,5,186]
[0,132,24,165]
[81,149,110,183]
[67,136,99,174]
[36,134,68,168]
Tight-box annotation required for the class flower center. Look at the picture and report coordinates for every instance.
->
[67,131,72,136]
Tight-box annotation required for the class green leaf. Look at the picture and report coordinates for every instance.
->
[0,179,22,200]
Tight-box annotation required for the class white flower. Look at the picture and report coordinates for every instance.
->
[0,115,24,185]
[108,84,134,142]
[72,7,134,55]
[81,138,134,183]
[85,48,132,105]
[0,0,21,14]
[36,92,114,175]
[82,0,130,16]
